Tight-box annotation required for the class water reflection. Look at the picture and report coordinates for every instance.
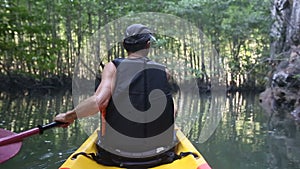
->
[0,92,299,169]
[0,91,72,131]
[190,92,300,169]
[0,91,88,169]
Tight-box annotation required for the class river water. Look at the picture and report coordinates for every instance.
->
[0,91,299,169]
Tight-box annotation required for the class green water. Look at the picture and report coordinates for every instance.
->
[0,91,299,169]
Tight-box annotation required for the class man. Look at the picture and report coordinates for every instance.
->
[55,24,175,167]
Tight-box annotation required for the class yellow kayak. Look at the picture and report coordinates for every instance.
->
[59,129,211,169]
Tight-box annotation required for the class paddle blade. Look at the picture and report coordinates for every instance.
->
[0,129,22,164]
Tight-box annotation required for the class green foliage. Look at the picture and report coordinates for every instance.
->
[164,0,271,87]
[0,0,272,89]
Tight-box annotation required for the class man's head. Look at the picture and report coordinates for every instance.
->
[123,24,155,53]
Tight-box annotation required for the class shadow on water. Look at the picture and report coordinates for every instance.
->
[0,91,299,169]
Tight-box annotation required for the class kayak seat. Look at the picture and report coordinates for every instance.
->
[71,145,199,169]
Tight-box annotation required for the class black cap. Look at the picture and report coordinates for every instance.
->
[124,24,155,44]
[125,24,152,38]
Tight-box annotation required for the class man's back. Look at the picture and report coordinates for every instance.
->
[101,57,175,158]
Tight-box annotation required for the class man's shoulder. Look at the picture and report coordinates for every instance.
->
[112,58,125,67]
[147,60,166,68]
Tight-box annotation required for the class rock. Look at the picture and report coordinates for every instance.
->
[291,106,300,121]
[259,88,274,116]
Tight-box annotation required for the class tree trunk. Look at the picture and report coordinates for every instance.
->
[286,0,300,46]
[270,0,291,60]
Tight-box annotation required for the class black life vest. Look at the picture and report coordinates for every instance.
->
[71,57,199,168]
[100,57,175,158]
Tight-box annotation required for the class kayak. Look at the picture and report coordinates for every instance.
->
[59,129,211,169]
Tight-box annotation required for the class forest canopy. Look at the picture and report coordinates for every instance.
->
[0,0,271,91]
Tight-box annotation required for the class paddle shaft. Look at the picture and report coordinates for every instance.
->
[0,121,61,146]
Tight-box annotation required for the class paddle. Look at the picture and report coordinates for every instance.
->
[0,121,64,163]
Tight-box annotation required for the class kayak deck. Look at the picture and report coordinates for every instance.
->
[59,129,211,169]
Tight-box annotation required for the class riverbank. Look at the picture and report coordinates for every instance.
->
[0,73,267,96]
[0,74,72,95]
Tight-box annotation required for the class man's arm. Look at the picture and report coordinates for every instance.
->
[165,68,178,117]
[54,62,116,126]
[94,62,116,111]
[165,68,171,81]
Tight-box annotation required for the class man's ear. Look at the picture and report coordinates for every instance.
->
[145,41,151,49]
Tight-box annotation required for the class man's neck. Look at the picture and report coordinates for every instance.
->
[127,49,149,59]
[128,53,144,59]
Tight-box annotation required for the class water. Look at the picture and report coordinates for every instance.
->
[0,91,299,169]
[0,91,88,169]
[190,93,300,169]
